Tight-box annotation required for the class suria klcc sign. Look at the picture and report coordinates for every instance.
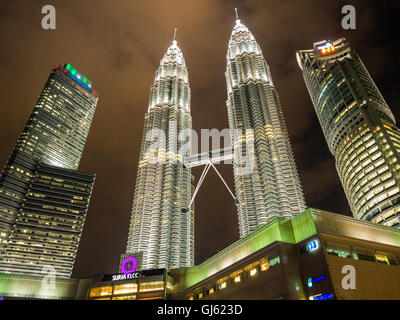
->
[112,256,139,281]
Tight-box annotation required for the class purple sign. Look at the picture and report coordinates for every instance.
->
[120,256,138,276]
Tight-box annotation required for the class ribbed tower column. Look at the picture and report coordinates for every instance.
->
[127,38,194,270]
[225,18,306,237]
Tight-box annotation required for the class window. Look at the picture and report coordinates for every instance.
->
[139,281,164,292]
[261,261,269,271]
[375,254,389,265]
[268,255,280,267]
[388,259,398,266]
[89,286,112,297]
[112,295,136,300]
[326,247,352,258]
[113,283,138,295]
[356,253,375,262]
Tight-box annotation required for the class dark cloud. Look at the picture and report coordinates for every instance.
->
[0,0,398,277]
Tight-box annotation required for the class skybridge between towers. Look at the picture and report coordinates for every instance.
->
[181,147,237,214]
[184,147,233,168]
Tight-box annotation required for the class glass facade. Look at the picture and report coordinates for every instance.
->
[189,253,279,300]
[297,39,400,227]
[0,63,98,277]
[0,163,94,277]
[126,40,194,270]
[88,273,170,301]
[225,19,306,237]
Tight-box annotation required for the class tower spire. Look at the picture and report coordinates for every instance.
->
[234,7,239,19]
[174,28,177,42]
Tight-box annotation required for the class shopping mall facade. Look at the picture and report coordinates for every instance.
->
[1,208,400,300]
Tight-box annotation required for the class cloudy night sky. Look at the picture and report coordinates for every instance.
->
[0,0,399,277]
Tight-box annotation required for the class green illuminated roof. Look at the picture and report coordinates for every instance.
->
[64,63,92,88]
[182,209,317,289]
[180,208,400,289]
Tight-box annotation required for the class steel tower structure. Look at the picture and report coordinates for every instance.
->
[126,35,194,270]
[225,17,306,238]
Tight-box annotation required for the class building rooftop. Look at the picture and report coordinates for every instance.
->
[174,208,400,290]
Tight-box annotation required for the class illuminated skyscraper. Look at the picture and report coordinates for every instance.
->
[226,17,306,238]
[297,38,400,227]
[0,63,98,277]
[126,36,194,270]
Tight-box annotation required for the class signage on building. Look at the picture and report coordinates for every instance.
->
[103,268,165,282]
[111,272,140,282]
[300,239,320,253]
[309,293,333,300]
[120,255,138,276]
[307,276,326,287]
[306,240,319,252]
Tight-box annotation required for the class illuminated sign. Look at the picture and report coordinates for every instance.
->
[300,239,319,253]
[59,63,94,94]
[104,268,164,282]
[309,293,333,300]
[306,240,319,252]
[112,272,139,282]
[307,276,326,287]
[317,42,336,55]
[120,255,138,276]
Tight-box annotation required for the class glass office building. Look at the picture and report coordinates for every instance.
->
[126,39,194,270]
[0,63,98,277]
[225,18,306,237]
[297,38,400,227]
[0,161,94,277]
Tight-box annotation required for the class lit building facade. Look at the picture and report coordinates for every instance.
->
[0,162,94,277]
[88,269,172,300]
[2,208,400,300]
[225,18,306,237]
[170,208,400,300]
[0,63,98,277]
[297,39,400,227]
[126,38,194,270]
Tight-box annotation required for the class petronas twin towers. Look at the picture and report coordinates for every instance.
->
[226,19,306,236]
[126,17,306,270]
[127,38,194,269]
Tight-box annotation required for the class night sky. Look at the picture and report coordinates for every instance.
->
[0,0,399,278]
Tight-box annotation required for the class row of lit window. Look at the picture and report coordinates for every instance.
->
[190,254,280,300]
[374,206,400,224]
[326,244,399,266]
[89,281,166,298]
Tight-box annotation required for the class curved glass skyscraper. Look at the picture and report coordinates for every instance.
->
[297,38,400,227]
[226,18,306,238]
[126,38,194,270]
